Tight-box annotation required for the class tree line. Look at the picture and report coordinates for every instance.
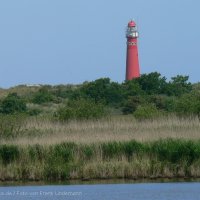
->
[0,72,199,120]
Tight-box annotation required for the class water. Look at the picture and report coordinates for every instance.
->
[0,182,200,200]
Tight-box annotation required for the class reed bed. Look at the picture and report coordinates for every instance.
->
[1,139,200,181]
[1,115,200,146]
[0,115,200,181]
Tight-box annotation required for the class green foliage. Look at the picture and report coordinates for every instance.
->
[1,139,200,180]
[52,85,74,99]
[101,142,123,159]
[55,98,107,121]
[166,75,192,96]
[122,140,144,157]
[101,140,145,160]
[0,145,19,165]
[28,145,46,162]
[100,139,200,164]
[82,146,94,160]
[134,104,163,120]
[71,78,124,106]
[147,95,177,113]
[122,96,146,114]
[44,142,77,180]
[0,93,27,114]
[122,79,144,97]
[150,139,200,163]
[50,142,76,163]
[0,72,198,118]
[175,92,200,116]
[137,72,167,94]
[32,87,54,104]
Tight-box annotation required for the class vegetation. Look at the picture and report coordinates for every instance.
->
[0,72,198,119]
[133,104,163,120]
[0,139,200,181]
[0,72,199,181]
[55,98,107,121]
[0,114,25,139]
[0,115,199,145]
[0,93,27,114]
[32,87,54,104]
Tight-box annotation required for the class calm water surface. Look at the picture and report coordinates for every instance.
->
[0,182,200,200]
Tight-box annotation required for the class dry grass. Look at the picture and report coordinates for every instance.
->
[1,115,200,146]
[1,115,200,181]
[0,85,40,99]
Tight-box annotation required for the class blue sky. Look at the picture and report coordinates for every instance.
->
[0,0,199,88]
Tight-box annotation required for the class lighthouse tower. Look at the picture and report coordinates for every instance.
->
[125,20,140,80]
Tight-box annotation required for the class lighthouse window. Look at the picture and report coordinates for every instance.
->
[130,27,136,32]
[127,42,137,46]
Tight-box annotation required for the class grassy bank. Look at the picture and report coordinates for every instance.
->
[1,139,200,181]
[0,116,200,181]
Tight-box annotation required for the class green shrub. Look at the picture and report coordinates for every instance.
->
[55,99,107,121]
[175,93,200,116]
[32,87,54,104]
[0,93,27,114]
[165,75,192,96]
[73,78,124,106]
[133,104,163,120]
[122,96,146,114]
[137,72,167,94]
[52,85,74,99]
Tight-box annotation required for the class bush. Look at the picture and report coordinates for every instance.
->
[0,93,27,114]
[137,72,167,94]
[165,75,192,96]
[55,99,108,121]
[122,96,146,114]
[175,93,200,116]
[147,95,178,113]
[70,78,124,107]
[32,87,54,104]
[133,104,163,120]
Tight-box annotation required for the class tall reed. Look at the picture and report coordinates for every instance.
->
[1,115,199,145]
[0,139,200,181]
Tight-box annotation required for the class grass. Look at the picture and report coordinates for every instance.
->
[0,115,200,181]
[0,115,200,145]
[1,139,200,181]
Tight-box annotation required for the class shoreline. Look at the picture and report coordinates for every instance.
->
[1,177,200,187]
[1,139,200,183]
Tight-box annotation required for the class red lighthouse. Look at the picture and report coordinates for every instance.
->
[125,20,140,80]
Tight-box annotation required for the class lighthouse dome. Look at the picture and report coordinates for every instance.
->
[128,20,136,27]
